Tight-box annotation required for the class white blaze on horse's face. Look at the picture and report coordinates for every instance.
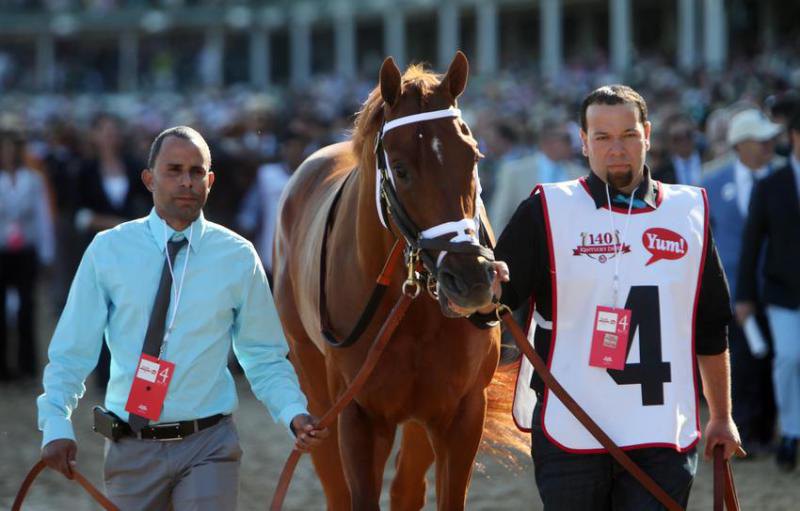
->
[431,136,444,165]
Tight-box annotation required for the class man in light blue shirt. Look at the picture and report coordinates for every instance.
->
[38,126,327,510]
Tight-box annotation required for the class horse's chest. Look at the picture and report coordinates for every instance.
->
[354,328,494,418]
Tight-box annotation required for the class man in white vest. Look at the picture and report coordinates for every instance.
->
[455,85,742,510]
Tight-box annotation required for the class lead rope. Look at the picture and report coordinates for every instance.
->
[498,307,684,510]
[12,460,119,511]
[500,308,742,511]
[270,245,421,511]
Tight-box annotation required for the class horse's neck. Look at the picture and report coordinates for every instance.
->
[346,161,396,279]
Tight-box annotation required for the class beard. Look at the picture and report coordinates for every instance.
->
[607,168,634,190]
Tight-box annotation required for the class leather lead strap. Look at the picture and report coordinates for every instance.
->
[713,444,741,511]
[271,293,413,510]
[501,310,684,511]
[13,460,119,511]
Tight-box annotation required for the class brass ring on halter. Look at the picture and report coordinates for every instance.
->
[402,279,421,299]
[426,274,439,300]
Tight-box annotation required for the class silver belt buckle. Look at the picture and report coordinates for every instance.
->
[153,422,183,442]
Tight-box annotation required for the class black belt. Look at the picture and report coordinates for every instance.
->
[121,414,227,441]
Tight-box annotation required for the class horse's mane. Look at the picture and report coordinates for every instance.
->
[351,64,443,167]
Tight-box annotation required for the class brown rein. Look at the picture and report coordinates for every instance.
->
[12,460,119,511]
[500,308,740,511]
[269,239,411,511]
[13,245,737,511]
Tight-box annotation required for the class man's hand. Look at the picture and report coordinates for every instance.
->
[290,414,329,453]
[735,301,755,326]
[41,439,78,479]
[704,416,745,461]
[448,261,510,317]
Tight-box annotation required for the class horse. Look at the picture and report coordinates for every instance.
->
[272,51,524,510]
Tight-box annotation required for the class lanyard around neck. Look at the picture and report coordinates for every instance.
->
[161,220,194,354]
[604,184,635,308]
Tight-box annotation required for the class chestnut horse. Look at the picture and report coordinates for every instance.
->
[273,52,523,510]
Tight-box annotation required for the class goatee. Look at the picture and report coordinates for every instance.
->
[608,169,634,190]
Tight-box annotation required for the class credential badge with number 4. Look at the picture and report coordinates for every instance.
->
[125,354,175,421]
[589,306,632,370]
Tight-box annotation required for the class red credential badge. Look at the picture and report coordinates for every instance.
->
[124,354,175,422]
[589,306,632,370]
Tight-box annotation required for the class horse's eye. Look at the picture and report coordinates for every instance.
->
[394,164,409,180]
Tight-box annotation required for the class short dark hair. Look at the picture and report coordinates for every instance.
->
[147,126,211,169]
[580,85,648,132]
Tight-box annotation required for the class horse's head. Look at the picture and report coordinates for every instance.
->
[376,52,495,316]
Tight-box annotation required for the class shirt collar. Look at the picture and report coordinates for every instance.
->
[734,158,769,180]
[146,207,207,254]
[585,165,658,210]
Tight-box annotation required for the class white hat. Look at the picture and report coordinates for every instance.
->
[727,109,782,146]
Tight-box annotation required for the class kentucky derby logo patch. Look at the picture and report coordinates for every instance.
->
[642,228,687,266]
[573,231,631,263]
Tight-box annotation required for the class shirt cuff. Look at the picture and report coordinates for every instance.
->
[277,403,309,437]
[41,417,76,448]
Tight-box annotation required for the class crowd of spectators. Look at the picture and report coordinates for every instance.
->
[0,0,215,12]
[1,46,799,468]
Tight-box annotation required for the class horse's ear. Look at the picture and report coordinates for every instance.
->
[380,57,402,108]
[440,50,469,101]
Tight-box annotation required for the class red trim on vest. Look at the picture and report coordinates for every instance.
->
[511,186,544,433]
[537,185,561,442]
[689,188,711,442]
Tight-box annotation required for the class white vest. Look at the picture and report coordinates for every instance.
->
[512,178,707,452]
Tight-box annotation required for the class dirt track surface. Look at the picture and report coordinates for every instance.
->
[1,377,799,510]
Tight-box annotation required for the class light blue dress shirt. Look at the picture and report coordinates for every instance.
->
[38,208,308,447]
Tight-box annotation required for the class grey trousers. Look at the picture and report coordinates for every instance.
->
[103,416,242,511]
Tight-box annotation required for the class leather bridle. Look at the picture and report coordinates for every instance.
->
[374,107,495,277]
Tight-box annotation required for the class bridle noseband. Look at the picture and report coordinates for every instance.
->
[373,107,495,279]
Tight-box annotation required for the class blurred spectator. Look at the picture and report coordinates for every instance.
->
[0,128,55,380]
[75,113,149,239]
[75,113,150,388]
[737,110,800,472]
[766,91,800,158]
[237,130,309,284]
[479,121,528,215]
[653,114,703,185]
[489,118,586,231]
[703,108,782,458]
[42,119,84,309]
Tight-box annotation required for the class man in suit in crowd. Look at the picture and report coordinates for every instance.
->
[489,119,586,232]
[703,108,781,459]
[737,110,800,472]
[653,114,703,185]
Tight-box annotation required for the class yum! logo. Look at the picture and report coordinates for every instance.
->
[642,228,687,266]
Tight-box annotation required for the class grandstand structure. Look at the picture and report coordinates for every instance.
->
[0,0,796,93]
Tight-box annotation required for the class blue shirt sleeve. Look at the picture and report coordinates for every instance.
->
[37,238,109,447]
[232,247,308,434]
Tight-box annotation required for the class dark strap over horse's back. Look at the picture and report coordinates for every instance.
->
[319,170,404,348]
